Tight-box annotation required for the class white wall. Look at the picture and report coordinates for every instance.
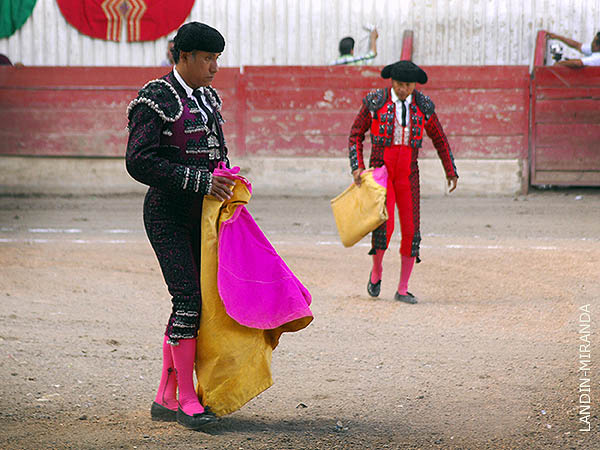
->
[1,0,599,67]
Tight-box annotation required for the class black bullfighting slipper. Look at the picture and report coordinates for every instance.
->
[394,291,418,304]
[367,272,381,297]
[202,405,217,417]
[176,407,219,430]
[150,401,177,422]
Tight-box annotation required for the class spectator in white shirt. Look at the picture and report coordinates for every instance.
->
[332,29,378,66]
[547,31,600,67]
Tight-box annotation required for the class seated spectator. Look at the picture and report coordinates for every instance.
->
[332,28,378,66]
[161,39,175,66]
[547,31,600,67]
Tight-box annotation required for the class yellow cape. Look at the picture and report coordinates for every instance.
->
[330,168,388,247]
[196,180,312,416]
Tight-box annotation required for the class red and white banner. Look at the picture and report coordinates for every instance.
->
[56,0,195,42]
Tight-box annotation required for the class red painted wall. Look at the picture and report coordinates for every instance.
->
[0,65,529,163]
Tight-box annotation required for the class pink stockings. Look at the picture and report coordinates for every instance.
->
[370,251,415,295]
[370,250,385,283]
[398,255,415,295]
[154,336,178,410]
[154,336,205,415]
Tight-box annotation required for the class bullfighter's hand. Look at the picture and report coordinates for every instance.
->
[210,175,236,201]
[352,169,364,187]
[447,176,458,193]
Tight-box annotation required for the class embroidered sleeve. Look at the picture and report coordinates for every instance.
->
[125,105,212,195]
[348,103,372,171]
[424,112,458,178]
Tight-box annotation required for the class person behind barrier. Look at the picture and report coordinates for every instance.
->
[547,31,600,67]
[0,54,12,65]
[161,39,175,66]
[347,60,458,304]
[332,28,378,65]
[126,21,235,431]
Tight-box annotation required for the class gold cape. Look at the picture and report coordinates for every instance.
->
[195,179,313,416]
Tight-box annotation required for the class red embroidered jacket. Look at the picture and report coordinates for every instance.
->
[348,88,458,179]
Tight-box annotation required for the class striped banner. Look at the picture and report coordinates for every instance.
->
[57,0,193,42]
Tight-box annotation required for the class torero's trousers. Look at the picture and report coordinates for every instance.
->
[143,187,204,343]
[371,144,421,258]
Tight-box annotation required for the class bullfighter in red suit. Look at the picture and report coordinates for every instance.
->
[348,60,458,303]
[125,22,235,430]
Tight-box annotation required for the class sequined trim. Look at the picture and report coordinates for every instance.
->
[126,79,183,123]
[371,136,392,146]
[193,171,201,193]
[177,167,211,194]
[414,90,435,119]
[411,231,421,258]
[174,309,198,317]
[370,223,388,253]
[201,86,223,112]
[186,140,221,159]
[204,175,213,195]
[184,118,210,134]
[172,320,196,328]
[182,167,190,190]
[363,88,389,112]
[349,144,359,171]
[184,126,210,134]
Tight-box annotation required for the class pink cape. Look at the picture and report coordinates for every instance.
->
[214,164,313,330]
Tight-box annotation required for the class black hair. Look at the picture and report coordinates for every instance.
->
[339,37,355,55]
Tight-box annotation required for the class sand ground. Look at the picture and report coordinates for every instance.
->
[0,188,598,449]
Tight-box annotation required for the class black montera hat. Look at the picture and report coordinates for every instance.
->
[381,60,428,84]
[173,22,225,53]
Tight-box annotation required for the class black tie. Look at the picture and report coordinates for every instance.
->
[401,101,407,127]
[193,90,215,130]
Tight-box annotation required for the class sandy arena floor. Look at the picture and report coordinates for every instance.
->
[0,188,599,449]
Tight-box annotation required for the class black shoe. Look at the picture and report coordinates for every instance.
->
[177,407,219,430]
[394,291,418,304]
[150,401,177,422]
[202,405,217,417]
[367,272,381,297]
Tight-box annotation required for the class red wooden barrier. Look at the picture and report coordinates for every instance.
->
[0,66,241,157]
[243,65,530,160]
[0,65,530,164]
[530,66,600,185]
